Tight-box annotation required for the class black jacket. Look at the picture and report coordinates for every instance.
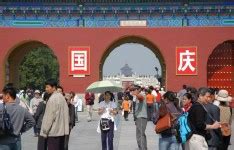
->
[205,103,223,147]
[68,103,76,130]
[34,101,46,130]
[188,102,207,138]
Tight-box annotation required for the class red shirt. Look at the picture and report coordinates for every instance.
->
[156,93,161,103]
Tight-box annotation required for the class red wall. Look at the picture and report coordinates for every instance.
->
[0,27,233,93]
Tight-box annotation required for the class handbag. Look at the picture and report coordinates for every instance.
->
[100,118,110,131]
[0,104,14,135]
[221,123,231,136]
[155,112,173,133]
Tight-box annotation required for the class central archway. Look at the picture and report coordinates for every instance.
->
[99,36,166,87]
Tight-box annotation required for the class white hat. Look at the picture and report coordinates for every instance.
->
[216,90,232,102]
[34,90,40,94]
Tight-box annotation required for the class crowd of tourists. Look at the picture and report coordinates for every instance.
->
[100,84,232,150]
[0,80,77,150]
[0,81,233,150]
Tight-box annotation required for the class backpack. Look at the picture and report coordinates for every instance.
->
[175,112,193,144]
[0,104,14,135]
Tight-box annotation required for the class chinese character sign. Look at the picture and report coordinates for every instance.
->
[176,47,197,75]
[68,47,90,76]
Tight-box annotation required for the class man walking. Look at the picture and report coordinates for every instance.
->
[40,79,69,150]
[85,92,95,122]
[185,87,221,150]
[205,88,223,150]
[133,85,148,150]
[0,86,35,149]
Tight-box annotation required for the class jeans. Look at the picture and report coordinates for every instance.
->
[136,118,147,150]
[117,100,123,110]
[159,135,181,150]
[0,136,21,150]
[154,102,160,112]
[75,107,78,122]
[101,121,114,150]
[33,125,38,135]
[147,104,154,121]
[87,105,93,121]
[132,101,136,120]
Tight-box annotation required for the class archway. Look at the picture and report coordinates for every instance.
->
[99,36,166,88]
[207,40,234,96]
[4,41,59,90]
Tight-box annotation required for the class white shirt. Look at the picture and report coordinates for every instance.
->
[72,95,79,107]
[151,90,157,97]
[213,100,220,106]
[133,95,136,102]
[99,101,117,121]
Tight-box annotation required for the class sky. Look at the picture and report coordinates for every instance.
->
[103,43,162,76]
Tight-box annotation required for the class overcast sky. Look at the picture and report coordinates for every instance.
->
[103,43,162,76]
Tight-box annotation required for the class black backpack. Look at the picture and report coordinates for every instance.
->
[0,104,14,135]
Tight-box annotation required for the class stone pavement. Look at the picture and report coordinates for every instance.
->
[22,111,234,150]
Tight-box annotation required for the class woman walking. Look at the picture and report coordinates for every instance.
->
[98,91,117,150]
[34,92,50,150]
[157,91,182,150]
[216,90,232,150]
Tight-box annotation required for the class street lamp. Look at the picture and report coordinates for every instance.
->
[155,67,159,79]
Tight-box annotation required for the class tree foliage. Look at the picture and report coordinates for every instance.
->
[19,47,59,90]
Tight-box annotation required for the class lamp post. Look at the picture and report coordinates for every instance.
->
[155,67,159,79]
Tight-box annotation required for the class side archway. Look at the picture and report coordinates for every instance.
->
[207,40,234,96]
[4,41,59,89]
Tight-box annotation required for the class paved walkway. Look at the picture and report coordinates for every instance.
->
[22,111,234,150]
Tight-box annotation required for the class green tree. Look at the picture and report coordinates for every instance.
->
[19,47,59,90]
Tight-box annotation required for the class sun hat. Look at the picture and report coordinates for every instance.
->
[216,90,232,102]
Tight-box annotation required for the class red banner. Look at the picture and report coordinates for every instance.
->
[68,47,90,76]
[176,47,197,75]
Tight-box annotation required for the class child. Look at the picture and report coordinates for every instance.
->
[121,95,131,121]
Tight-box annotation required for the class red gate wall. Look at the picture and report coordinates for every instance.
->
[0,27,233,93]
[207,41,234,96]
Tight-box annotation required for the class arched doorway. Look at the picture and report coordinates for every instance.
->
[4,41,59,90]
[207,40,234,96]
[99,36,166,88]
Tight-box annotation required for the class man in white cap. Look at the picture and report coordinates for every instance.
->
[30,90,43,136]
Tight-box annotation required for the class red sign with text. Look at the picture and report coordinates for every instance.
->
[68,47,90,76]
[176,47,197,75]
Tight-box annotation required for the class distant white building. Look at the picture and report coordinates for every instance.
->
[103,64,160,89]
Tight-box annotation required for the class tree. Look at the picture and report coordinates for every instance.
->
[19,47,59,91]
